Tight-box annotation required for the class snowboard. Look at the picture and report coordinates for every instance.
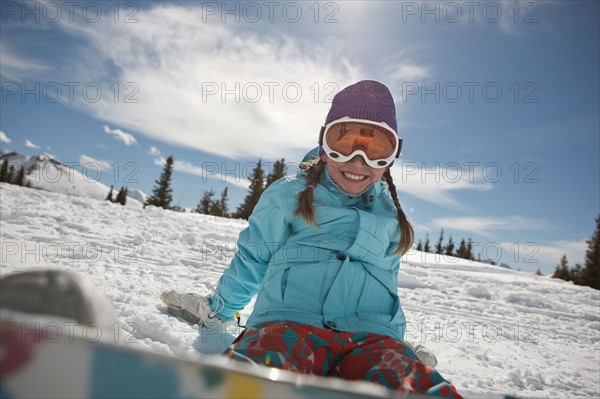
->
[0,309,397,399]
[0,270,517,399]
[0,269,394,398]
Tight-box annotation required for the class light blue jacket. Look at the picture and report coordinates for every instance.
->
[211,167,407,341]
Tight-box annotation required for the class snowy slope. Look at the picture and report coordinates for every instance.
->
[0,183,598,399]
[0,150,144,207]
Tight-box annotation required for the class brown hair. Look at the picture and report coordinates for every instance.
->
[293,159,414,256]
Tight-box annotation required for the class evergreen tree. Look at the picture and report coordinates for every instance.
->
[122,187,128,206]
[106,186,115,202]
[266,158,285,188]
[456,239,469,259]
[115,186,123,204]
[196,188,229,217]
[209,200,222,216]
[234,159,265,220]
[217,187,229,217]
[12,166,26,186]
[535,268,542,276]
[445,235,455,256]
[115,186,128,206]
[580,215,600,289]
[423,233,431,253]
[552,254,571,281]
[435,228,444,255]
[571,263,583,284]
[415,239,423,252]
[145,156,174,209]
[467,238,474,261]
[197,189,216,214]
[0,159,9,183]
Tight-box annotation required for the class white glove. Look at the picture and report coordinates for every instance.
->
[160,290,237,332]
[412,344,438,369]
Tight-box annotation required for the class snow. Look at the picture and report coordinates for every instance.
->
[1,182,599,398]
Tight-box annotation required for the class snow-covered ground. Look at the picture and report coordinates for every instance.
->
[1,183,599,398]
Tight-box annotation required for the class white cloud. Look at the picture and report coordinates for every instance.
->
[152,156,166,167]
[0,43,48,81]
[177,159,251,190]
[54,4,367,161]
[103,125,137,146]
[389,161,493,209]
[24,139,40,149]
[390,64,429,82]
[429,215,547,238]
[376,48,432,104]
[496,0,547,36]
[79,154,112,171]
[510,240,587,268]
[148,146,161,157]
[0,131,11,144]
[150,153,249,189]
[467,0,555,37]
[405,0,545,37]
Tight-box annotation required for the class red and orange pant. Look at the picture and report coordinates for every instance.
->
[226,321,462,398]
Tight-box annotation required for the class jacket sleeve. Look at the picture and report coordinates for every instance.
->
[210,180,292,318]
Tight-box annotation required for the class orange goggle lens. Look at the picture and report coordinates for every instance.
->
[325,122,397,160]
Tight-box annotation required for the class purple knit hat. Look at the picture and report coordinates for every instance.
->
[324,80,397,135]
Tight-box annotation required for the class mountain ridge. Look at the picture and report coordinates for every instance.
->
[0,149,146,207]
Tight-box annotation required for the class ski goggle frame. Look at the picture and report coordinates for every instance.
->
[318,117,402,169]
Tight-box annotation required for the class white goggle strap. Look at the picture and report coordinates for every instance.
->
[321,144,394,168]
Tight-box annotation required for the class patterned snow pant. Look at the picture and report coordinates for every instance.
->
[225,321,463,398]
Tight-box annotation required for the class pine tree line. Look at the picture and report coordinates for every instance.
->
[141,156,286,220]
[0,160,31,187]
[414,229,482,262]
[552,215,600,290]
[196,188,229,217]
[415,220,599,291]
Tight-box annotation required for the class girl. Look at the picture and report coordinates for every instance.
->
[162,80,463,398]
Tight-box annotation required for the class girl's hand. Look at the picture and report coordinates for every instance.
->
[160,290,236,331]
[412,344,439,369]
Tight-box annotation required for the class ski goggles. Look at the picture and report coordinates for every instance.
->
[319,117,402,169]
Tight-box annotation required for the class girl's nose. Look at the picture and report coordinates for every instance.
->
[348,154,368,166]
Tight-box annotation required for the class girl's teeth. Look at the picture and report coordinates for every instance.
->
[343,172,366,181]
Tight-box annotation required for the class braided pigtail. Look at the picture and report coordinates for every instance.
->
[293,159,326,225]
[383,169,414,255]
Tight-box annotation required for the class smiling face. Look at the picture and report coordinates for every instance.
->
[321,152,388,196]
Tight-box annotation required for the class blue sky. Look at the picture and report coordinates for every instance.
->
[1,0,598,274]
